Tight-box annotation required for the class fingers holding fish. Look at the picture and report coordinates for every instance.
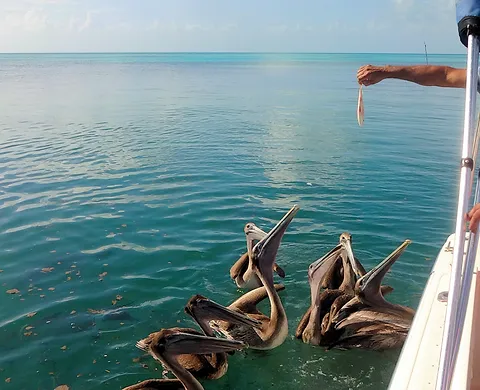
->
[357,64,387,86]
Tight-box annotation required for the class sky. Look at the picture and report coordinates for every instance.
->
[0,0,465,54]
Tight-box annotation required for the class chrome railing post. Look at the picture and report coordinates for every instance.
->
[435,33,480,390]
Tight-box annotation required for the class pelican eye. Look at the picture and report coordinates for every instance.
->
[153,343,166,354]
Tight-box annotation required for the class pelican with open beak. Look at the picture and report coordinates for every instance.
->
[332,239,414,326]
[187,205,299,350]
[327,240,415,351]
[123,330,245,390]
[295,232,361,345]
[230,222,286,290]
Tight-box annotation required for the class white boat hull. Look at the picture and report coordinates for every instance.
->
[389,233,478,389]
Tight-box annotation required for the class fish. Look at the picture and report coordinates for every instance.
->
[357,84,364,127]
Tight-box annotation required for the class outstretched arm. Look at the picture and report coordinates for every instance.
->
[357,64,467,88]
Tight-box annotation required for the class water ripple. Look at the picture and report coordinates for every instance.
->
[0,53,465,390]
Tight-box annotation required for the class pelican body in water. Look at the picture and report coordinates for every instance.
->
[123,330,245,390]
[329,239,415,351]
[187,205,299,350]
[230,222,285,290]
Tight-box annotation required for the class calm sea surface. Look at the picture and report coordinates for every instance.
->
[0,53,471,389]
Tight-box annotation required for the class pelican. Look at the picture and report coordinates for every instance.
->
[332,239,414,326]
[328,239,415,351]
[354,239,414,318]
[123,330,245,390]
[134,302,258,381]
[230,222,285,289]
[186,205,299,350]
[295,233,361,345]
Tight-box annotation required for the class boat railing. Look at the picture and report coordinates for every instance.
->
[435,1,480,388]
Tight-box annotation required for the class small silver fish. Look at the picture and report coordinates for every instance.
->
[357,85,364,127]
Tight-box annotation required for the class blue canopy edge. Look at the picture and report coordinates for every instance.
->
[457,0,480,46]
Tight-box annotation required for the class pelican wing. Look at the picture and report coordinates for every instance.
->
[328,332,406,351]
[295,306,312,339]
[335,309,412,331]
[230,252,249,280]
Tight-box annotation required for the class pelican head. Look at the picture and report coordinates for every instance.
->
[339,232,363,279]
[244,222,267,259]
[356,239,412,302]
[250,205,299,285]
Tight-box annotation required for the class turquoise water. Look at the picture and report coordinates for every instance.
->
[0,53,469,389]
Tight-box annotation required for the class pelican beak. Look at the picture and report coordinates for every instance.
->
[244,223,267,258]
[186,296,262,330]
[252,205,299,284]
[308,244,342,282]
[359,239,412,293]
[163,332,246,355]
[340,235,361,279]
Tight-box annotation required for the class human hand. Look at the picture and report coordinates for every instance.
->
[467,203,480,233]
[357,65,387,86]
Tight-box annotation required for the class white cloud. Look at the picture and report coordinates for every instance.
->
[185,23,205,32]
[0,0,465,53]
[267,24,316,34]
[219,23,238,32]
[78,11,92,32]
[0,7,48,34]
[24,8,48,31]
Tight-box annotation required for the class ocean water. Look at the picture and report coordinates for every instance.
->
[0,52,470,389]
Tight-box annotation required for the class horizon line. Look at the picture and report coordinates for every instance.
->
[0,51,466,56]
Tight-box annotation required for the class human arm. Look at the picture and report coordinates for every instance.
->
[357,64,467,88]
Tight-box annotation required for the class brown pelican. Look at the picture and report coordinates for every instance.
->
[295,233,362,345]
[123,330,245,390]
[327,239,414,351]
[230,222,285,289]
[186,205,299,350]
[135,322,253,382]
[331,239,414,326]
[134,301,258,381]
[355,239,414,317]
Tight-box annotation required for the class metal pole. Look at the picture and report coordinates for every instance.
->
[451,170,480,365]
[435,33,480,390]
[454,112,480,349]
